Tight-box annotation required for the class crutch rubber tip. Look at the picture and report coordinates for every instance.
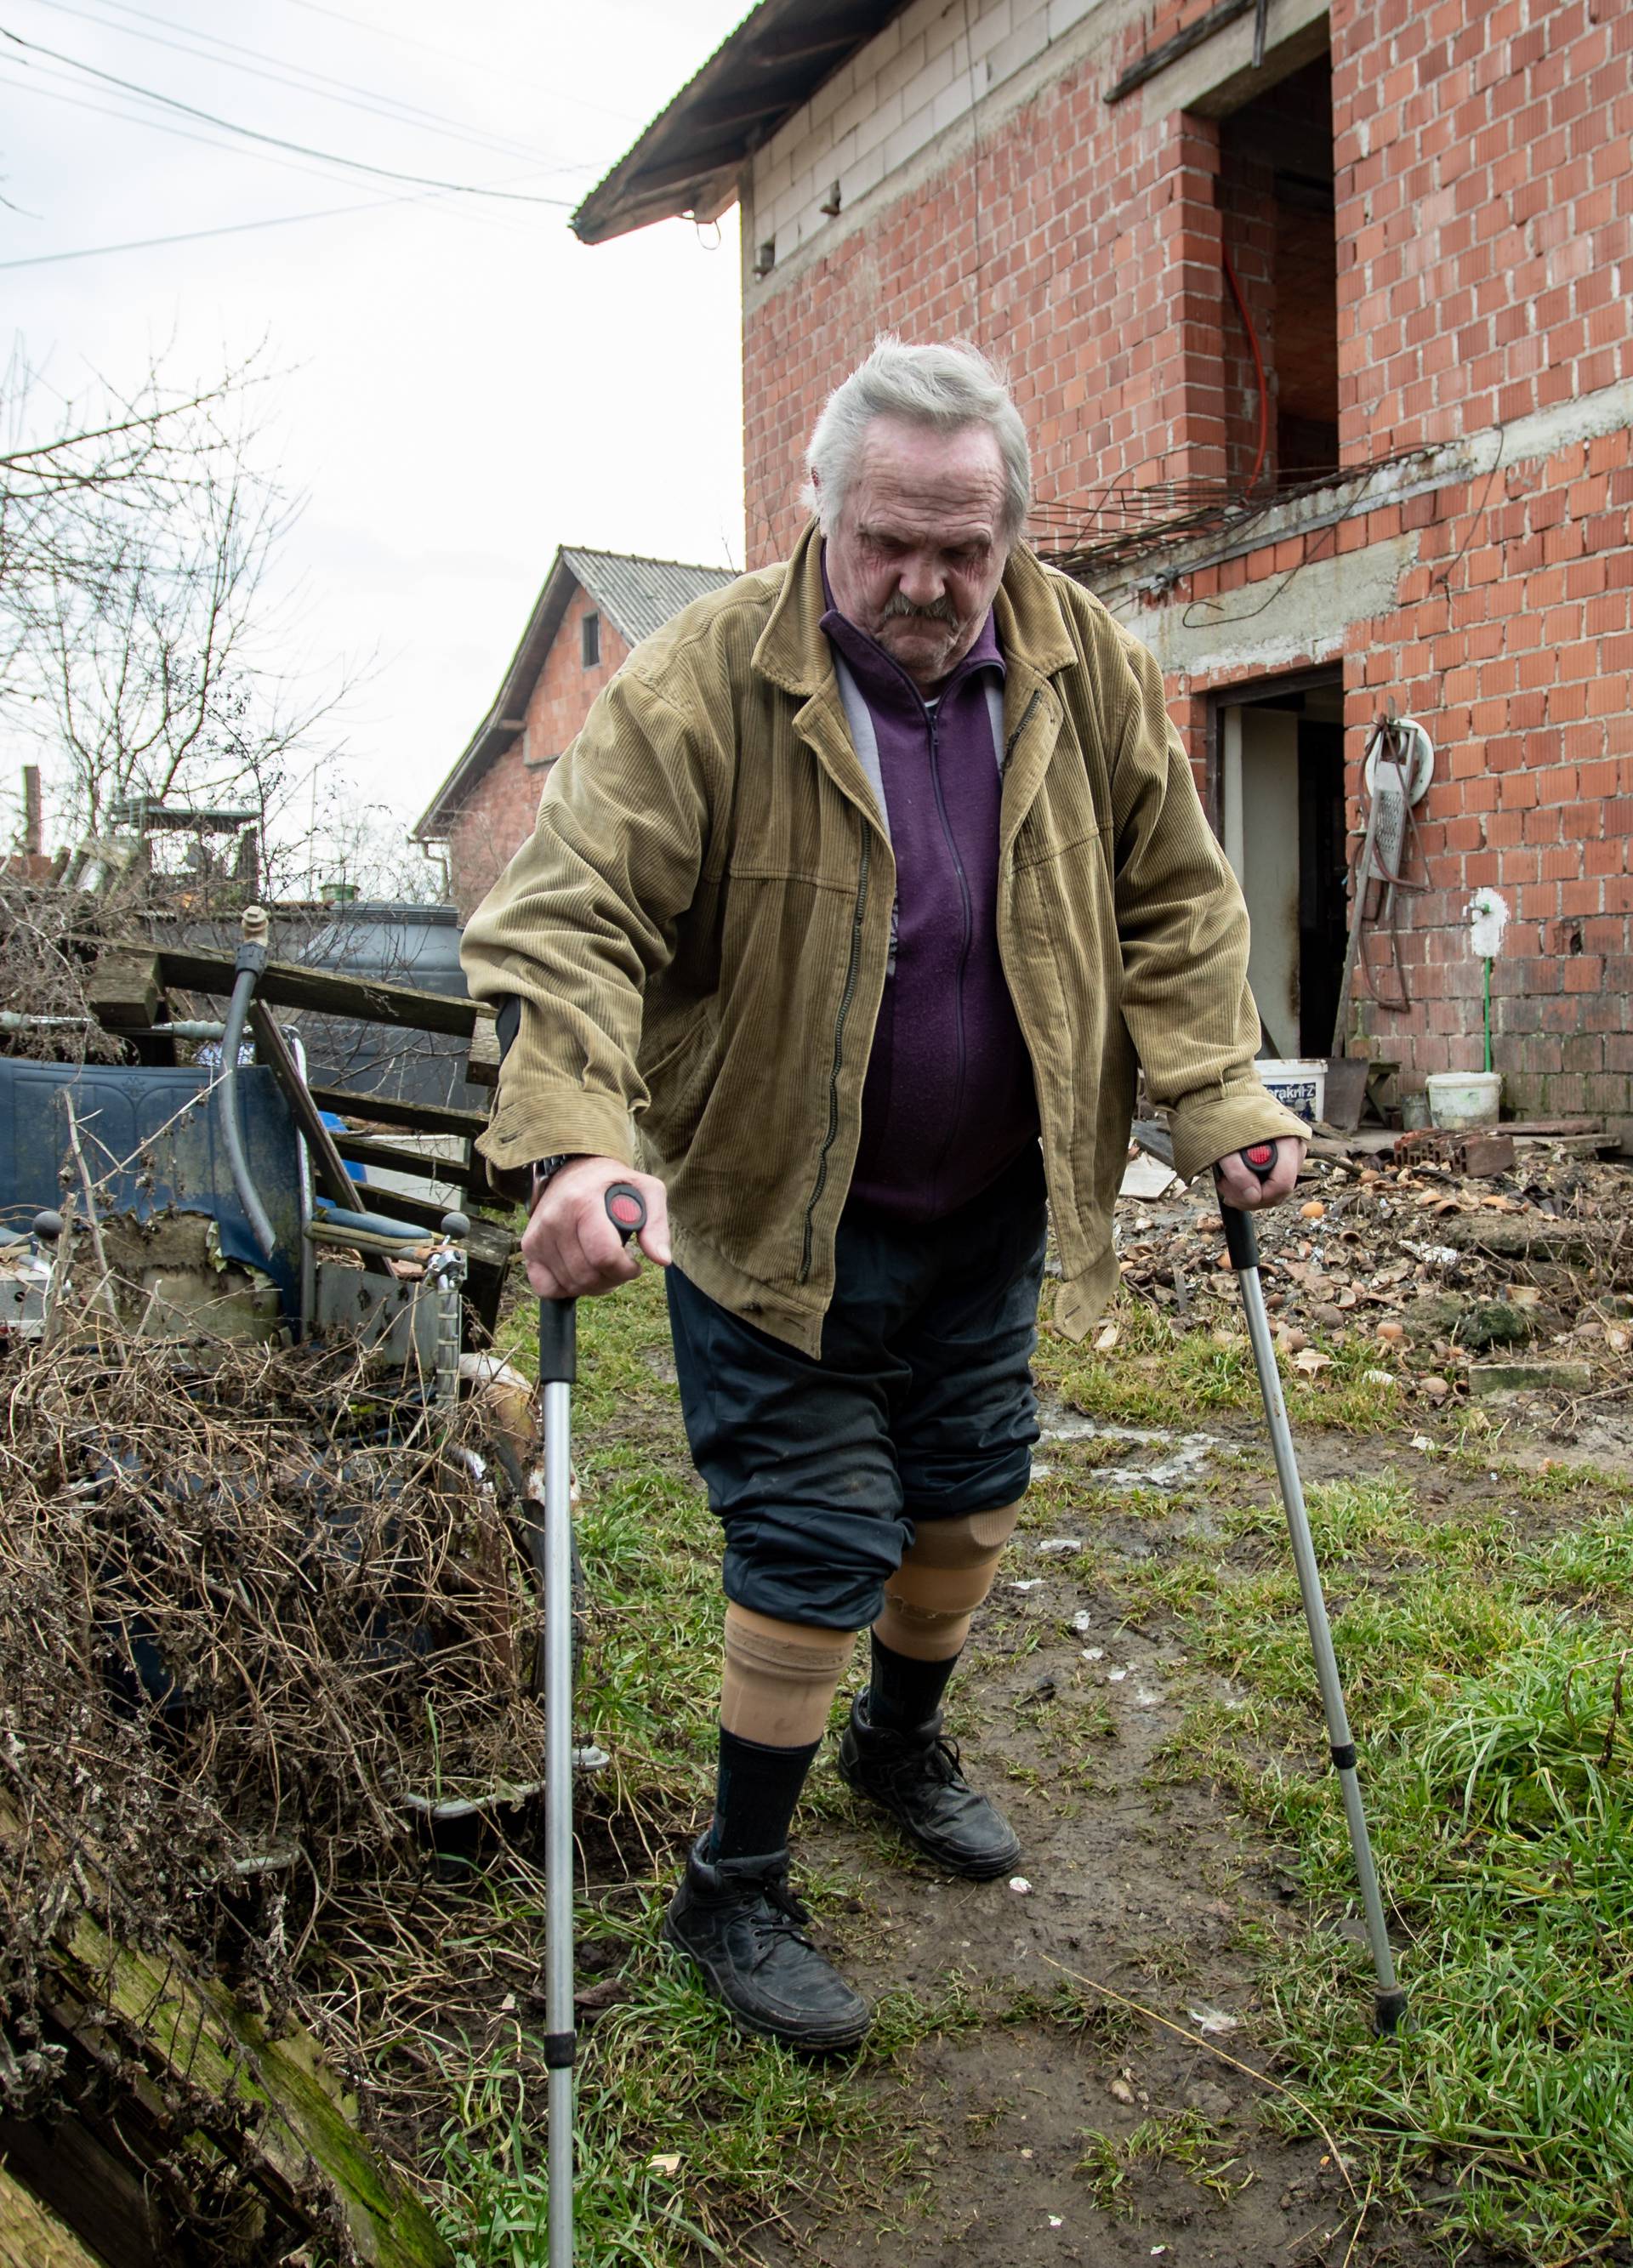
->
[1374,1987,1410,2036]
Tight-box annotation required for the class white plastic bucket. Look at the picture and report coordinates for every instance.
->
[1257,1058,1328,1125]
[1426,1071,1501,1129]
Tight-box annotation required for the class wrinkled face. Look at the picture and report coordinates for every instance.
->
[821,416,1011,691]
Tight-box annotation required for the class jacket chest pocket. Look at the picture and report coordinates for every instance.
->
[1011,722,1112,874]
[725,753,867,890]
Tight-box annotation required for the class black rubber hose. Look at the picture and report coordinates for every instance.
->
[218,964,277,1259]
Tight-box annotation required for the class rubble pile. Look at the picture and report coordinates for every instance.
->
[1116,1139,1633,1404]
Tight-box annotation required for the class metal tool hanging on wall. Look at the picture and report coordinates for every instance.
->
[1329,704,1434,1053]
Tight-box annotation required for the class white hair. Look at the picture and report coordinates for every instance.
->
[801,336,1033,543]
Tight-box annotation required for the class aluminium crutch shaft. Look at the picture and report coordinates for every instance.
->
[1223,1145,1408,2036]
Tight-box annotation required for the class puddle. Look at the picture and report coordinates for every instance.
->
[1036,1405,1218,1492]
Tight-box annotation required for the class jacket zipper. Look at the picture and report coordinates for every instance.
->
[925,705,974,1214]
[1006,689,1040,765]
[799,829,871,1282]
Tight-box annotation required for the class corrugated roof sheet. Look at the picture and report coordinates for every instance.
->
[563,548,737,648]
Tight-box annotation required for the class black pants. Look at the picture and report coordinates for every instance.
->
[667,1146,1048,1631]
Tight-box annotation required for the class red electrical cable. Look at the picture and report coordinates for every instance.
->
[1221,242,1269,492]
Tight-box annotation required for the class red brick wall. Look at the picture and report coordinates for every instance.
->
[1143,423,1633,1118]
[740,0,1633,1127]
[743,44,1231,561]
[446,586,629,919]
[1333,0,1633,453]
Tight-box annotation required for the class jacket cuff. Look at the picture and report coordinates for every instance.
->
[1167,1083,1311,1185]
[476,1086,637,1179]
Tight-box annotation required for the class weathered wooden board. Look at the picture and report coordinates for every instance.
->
[0,2166,104,2268]
[85,948,162,1031]
[464,1016,501,1089]
[0,1797,451,2268]
[308,1086,490,1141]
[334,1134,480,1190]
[153,943,492,1042]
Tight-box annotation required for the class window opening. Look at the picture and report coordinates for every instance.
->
[1217,52,1338,489]
[582,611,601,668]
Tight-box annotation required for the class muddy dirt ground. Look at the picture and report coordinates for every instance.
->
[623,1378,1630,2268]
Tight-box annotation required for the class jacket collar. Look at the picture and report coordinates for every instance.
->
[754,518,1078,699]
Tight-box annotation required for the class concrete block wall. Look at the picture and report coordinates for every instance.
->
[445,585,629,919]
[737,0,1633,1127]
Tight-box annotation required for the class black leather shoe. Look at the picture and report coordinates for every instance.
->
[663,1835,870,2053]
[837,1697,1021,1879]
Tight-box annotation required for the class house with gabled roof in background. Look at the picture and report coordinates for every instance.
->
[414,546,736,918]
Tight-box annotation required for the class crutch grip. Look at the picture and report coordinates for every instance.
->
[538,1296,576,1384]
[606,1182,647,1242]
[1219,1142,1277,1273]
[1221,1204,1259,1271]
[537,1185,649,1384]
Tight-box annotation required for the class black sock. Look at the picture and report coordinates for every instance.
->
[709,1726,819,1862]
[866,1634,959,1732]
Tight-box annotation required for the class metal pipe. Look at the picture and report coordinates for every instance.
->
[313,1202,427,1242]
[543,1368,577,2263]
[218,963,276,1259]
[287,1028,316,1339]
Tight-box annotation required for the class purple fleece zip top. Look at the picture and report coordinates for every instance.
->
[820,591,1039,1221]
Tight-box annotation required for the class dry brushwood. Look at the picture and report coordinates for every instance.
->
[0,1299,548,2138]
[0,878,125,1062]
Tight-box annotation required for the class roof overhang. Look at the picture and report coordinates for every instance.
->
[572,1,910,246]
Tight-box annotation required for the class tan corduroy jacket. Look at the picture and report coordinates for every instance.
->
[462,524,1306,1356]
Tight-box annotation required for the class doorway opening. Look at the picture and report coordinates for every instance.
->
[1215,672,1348,1059]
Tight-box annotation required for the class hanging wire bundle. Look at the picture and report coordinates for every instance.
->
[1027,445,1429,586]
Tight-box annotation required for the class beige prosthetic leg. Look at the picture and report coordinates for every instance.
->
[872,1499,1022,1663]
[720,1605,856,1748]
[839,1500,1025,1876]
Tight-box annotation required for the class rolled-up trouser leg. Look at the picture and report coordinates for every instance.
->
[873,1500,1023,1663]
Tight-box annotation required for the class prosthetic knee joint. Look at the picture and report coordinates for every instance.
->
[873,1500,1022,1663]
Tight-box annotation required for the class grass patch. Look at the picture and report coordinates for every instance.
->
[1039,1297,1408,1436]
[1074,2110,1254,2212]
[1121,1448,1633,2259]
[435,1886,980,2264]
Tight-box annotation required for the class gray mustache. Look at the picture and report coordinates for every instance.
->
[882,591,957,623]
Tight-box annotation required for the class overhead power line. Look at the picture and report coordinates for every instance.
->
[0,59,490,207]
[25,0,602,176]
[2,59,415,193]
[0,194,395,267]
[1,61,561,254]
[0,24,578,202]
[270,0,643,126]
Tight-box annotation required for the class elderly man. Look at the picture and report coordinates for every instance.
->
[463,338,1306,2052]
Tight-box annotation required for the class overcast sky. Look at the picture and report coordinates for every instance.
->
[3,0,750,833]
